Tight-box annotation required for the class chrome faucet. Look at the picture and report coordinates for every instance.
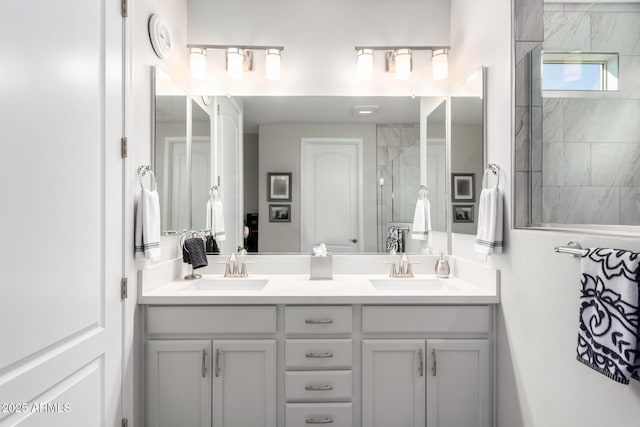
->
[219,253,254,278]
[385,253,419,278]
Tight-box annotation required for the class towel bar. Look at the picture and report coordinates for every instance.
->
[554,241,588,257]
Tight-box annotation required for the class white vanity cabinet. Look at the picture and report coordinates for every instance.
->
[144,304,494,427]
[146,306,277,427]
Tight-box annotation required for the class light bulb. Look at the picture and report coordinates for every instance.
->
[357,48,374,80]
[226,48,244,80]
[265,48,281,80]
[394,49,412,80]
[432,49,448,80]
[190,48,207,80]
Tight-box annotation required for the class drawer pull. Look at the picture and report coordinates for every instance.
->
[305,319,334,324]
[305,417,334,424]
[305,384,334,391]
[305,352,334,358]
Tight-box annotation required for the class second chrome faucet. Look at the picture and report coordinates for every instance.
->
[219,253,254,278]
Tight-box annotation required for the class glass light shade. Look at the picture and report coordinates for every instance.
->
[190,48,207,80]
[357,48,374,80]
[226,48,245,80]
[394,49,412,80]
[265,48,281,80]
[432,49,448,80]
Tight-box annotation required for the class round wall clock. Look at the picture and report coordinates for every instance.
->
[148,14,172,59]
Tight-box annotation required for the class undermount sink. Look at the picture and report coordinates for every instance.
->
[369,278,445,291]
[181,278,268,291]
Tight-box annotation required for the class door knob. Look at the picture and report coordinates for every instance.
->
[351,239,358,243]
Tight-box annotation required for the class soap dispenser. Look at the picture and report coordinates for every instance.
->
[434,253,450,278]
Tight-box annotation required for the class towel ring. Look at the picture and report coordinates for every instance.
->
[208,185,221,201]
[481,164,500,189]
[138,165,157,191]
[179,230,206,254]
[417,185,428,201]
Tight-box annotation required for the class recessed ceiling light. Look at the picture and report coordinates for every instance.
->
[353,105,379,117]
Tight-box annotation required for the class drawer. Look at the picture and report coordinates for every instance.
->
[286,370,353,402]
[362,306,491,334]
[286,403,352,427]
[146,306,276,335]
[286,339,352,369]
[285,306,352,334]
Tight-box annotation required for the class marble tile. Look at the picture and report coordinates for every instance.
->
[620,187,640,225]
[543,186,619,224]
[591,12,640,55]
[400,126,420,148]
[542,98,563,143]
[531,107,542,171]
[515,171,530,227]
[563,98,640,143]
[531,172,543,224]
[531,45,543,107]
[619,55,640,99]
[515,0,544,41]
[388,147,404,163]
[591,143,640,186]
[515,107,530,172]
[544,11,591,51]
[377,147,389,166]
[515,42,533,107]
[569,4,640,13]
[543,3,563,12]
[542,143,590,186]
[377,126,401,147]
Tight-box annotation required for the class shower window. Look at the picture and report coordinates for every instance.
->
[542,52,618,92]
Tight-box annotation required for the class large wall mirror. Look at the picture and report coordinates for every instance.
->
[152,66,485,255]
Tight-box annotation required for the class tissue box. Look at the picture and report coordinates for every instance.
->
[310,255,333,280]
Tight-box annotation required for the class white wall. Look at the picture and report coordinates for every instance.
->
[129,0,190,426]
[187,0,450,96]
[258,123,378,252]
[244,133,260,214]
[451,1,640,426]
[451,123,483,234]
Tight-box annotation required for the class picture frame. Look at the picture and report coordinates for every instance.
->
[452,173,475,202]
[269,204,291,222]
[453,204,474,223]
[267,172,292,202]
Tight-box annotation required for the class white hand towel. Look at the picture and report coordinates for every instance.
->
[474,187,503,255]
[206,197,226,241]
[411,199,431,240]
[134,188,161,262]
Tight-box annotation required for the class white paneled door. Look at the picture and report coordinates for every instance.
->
[0,0,123,426]
[301,138,363,253]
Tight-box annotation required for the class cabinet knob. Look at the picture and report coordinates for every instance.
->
[351,239,358,243]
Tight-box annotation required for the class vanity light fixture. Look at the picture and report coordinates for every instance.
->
[187,44,284,80]
[190,47,207,79]
[355,45,450,80]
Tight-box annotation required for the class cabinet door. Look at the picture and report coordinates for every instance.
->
[362,340,426,427]
[212,340,277,427]
[147,340,212,427]
[426,339,491,427]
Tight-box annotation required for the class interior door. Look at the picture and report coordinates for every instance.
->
[0,0,123,425]
[427,139,446,231]
[191,138,211,231]
[215,97,243,252]
[167,138,190,230]
[301,138,363,253]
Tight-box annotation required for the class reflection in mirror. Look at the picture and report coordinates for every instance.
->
[425,99,447,234]
[154,93,187,232]
[450,69,484,236]
[190,98,212,231]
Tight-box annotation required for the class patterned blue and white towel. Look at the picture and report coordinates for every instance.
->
[577,248,640,384]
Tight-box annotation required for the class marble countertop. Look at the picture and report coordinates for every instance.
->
[138,273,499,305]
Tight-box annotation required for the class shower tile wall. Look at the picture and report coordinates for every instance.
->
[541,3,640,225]
[376,125,420,251]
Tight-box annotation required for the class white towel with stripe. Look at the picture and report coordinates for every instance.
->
[206,195,226,241]
[474,177,503,255]
[411,198,432,240]
[135,188,161,262]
